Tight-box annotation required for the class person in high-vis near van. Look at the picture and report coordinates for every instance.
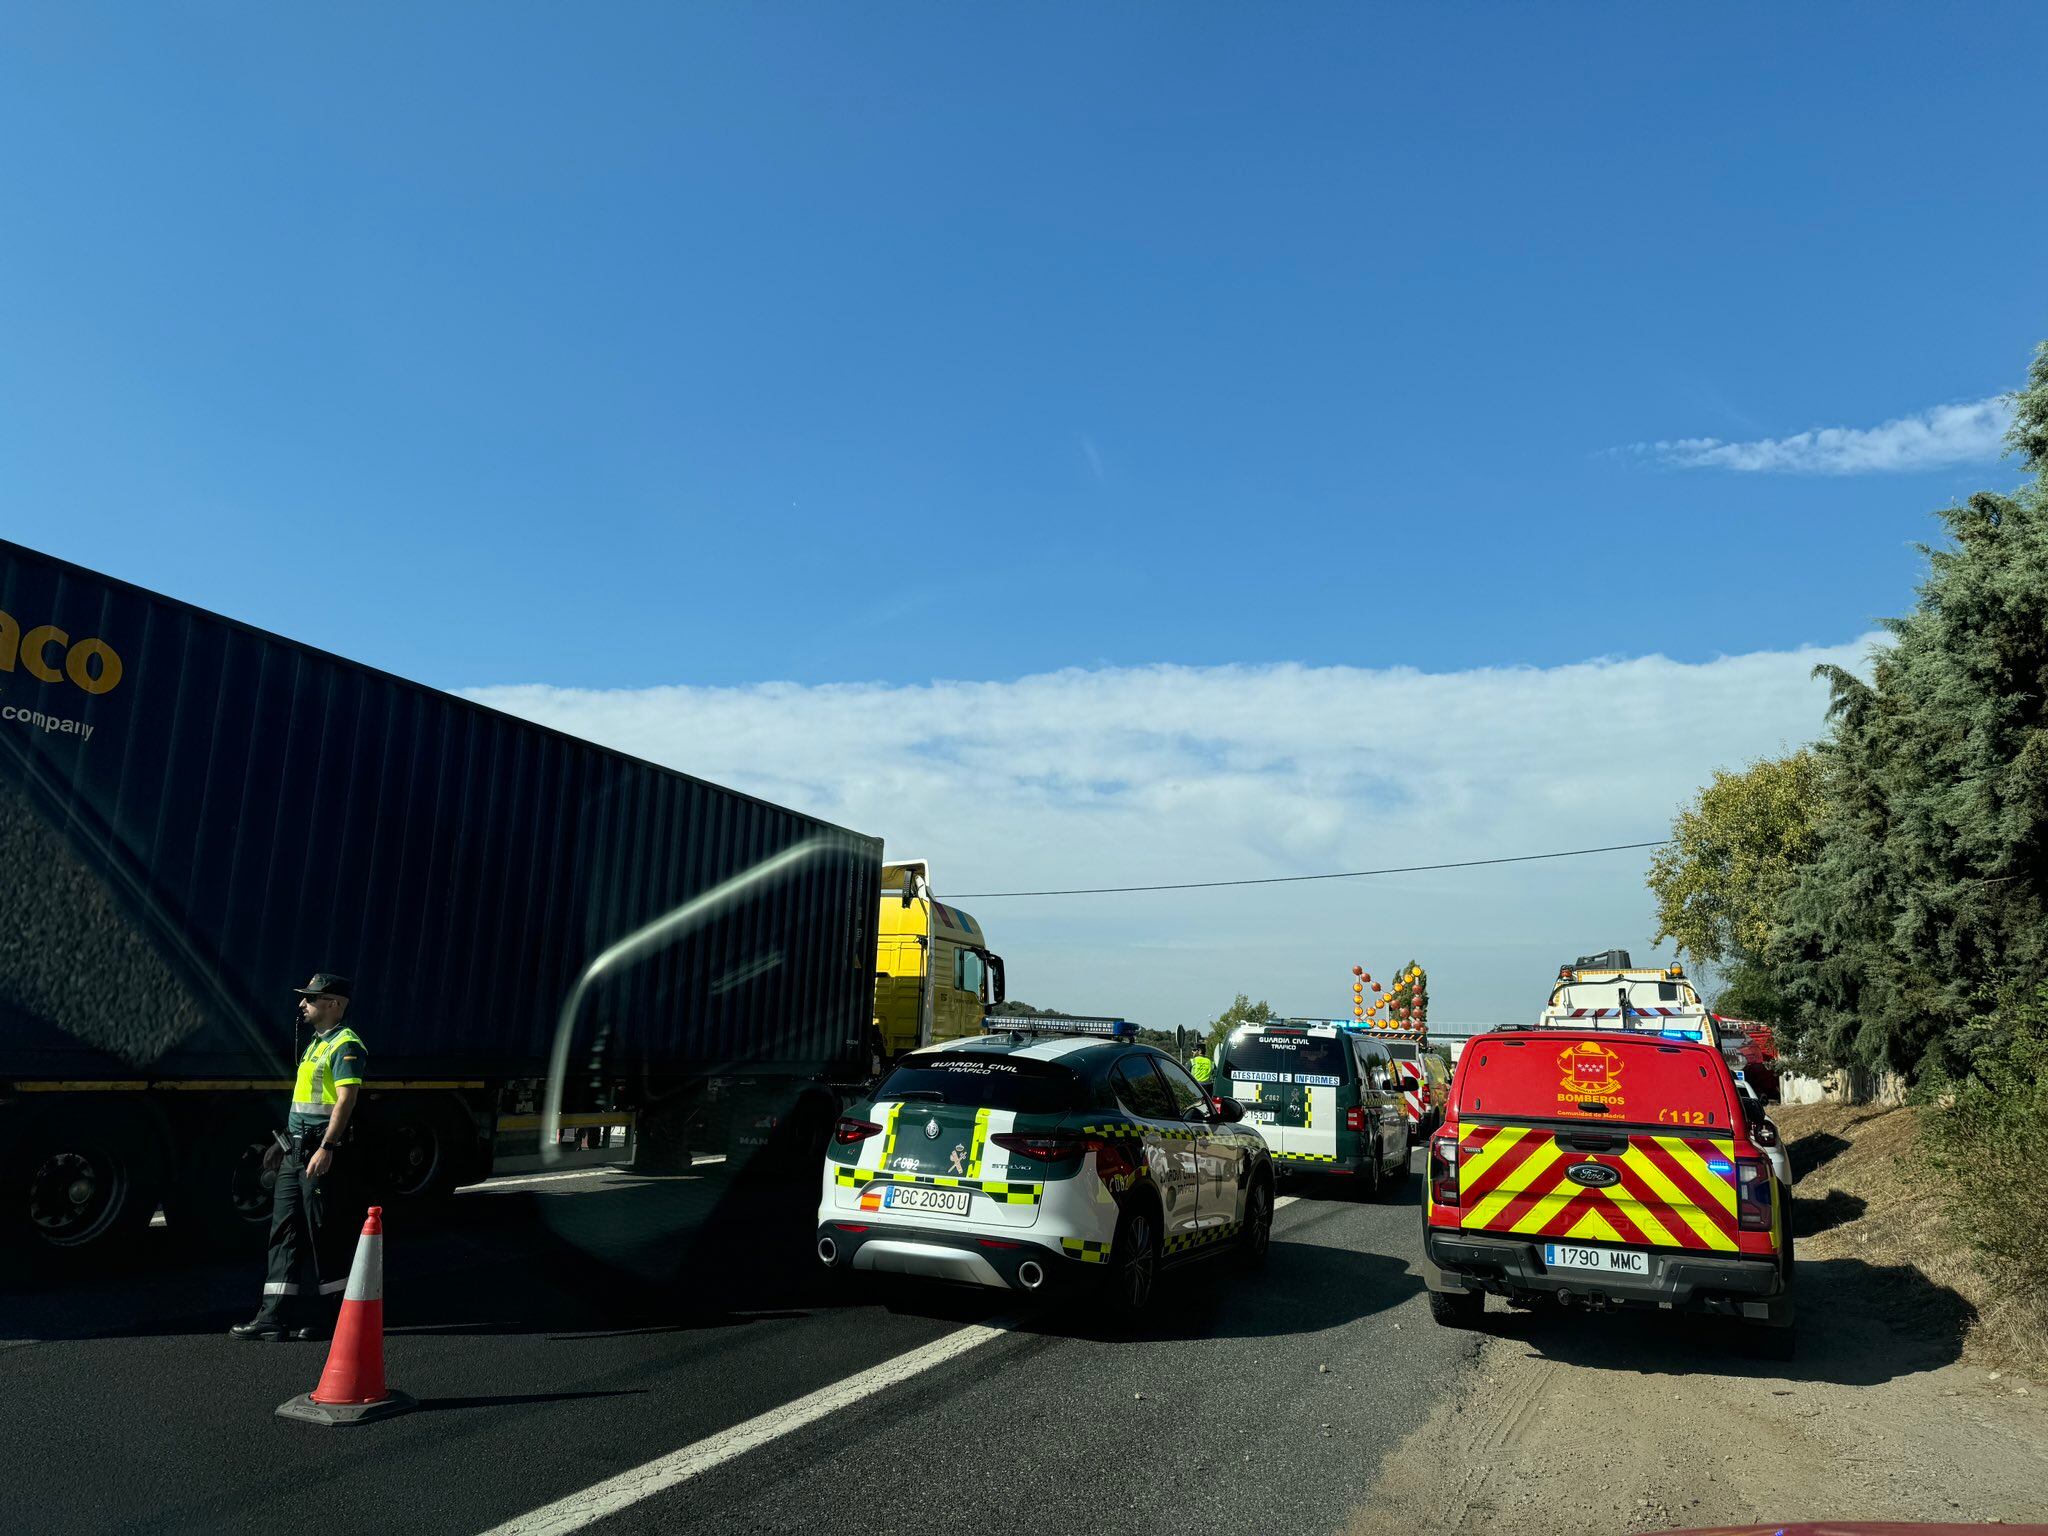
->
[1189,1052,1215,1085]
[230,973,368,1342]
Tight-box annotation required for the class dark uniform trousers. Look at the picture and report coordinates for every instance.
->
[257,1127,366,1325]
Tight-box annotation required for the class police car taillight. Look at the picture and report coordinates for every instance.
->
[992,1131,1089,1163]
[993,1130,1138,1180]
[1428,1131,1459,1207]
[834,1116,883,1145]
[1735,1155,1773,1232]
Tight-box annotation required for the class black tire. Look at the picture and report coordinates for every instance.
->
[165,1108,281,1256]
[361,1097,469,1203]
[1107,1201,1161,1320]
[6,1108,160,1267]
[1746,1322,1796,1362]
[1237,1177,1274,1269]
[1361,1135,1385,1199]
[1429,1286,1486,1329]
[632,1095,697,1176]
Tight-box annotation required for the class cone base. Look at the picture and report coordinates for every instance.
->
[275,1389,417,1427]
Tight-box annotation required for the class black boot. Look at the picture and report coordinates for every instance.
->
[229,1317,289,1341]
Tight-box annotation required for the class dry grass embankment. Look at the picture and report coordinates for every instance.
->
[1776,1099,2048,1377]
[1345,1101,2048,1536]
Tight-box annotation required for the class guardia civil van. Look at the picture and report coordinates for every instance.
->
[1211,1021,1410,1194]
[816,1017,1275,1317]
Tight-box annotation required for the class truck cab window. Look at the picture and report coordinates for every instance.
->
[954,947,985,997]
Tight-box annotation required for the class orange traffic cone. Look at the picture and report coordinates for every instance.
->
[276,1206,417,1426]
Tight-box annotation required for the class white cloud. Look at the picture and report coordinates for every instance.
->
[466,638,1877,1029]
[1631,395,2013,474]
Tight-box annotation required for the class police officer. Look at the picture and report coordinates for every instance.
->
[230,974,368,1342]
[1189,1051,1215,1085]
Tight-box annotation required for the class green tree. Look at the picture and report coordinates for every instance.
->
[1769,340,2048,1074]
[995,1000,1070,1017]
[1646,751,1826,1019]
[1387,961,1428,1025]
[1206,994,1276,1052]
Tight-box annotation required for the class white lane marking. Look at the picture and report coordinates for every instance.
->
[479,1318,1013,1535]
[470,1156,727,1194]
[1274,1194,1300,1209]
[470,1169,631,1193]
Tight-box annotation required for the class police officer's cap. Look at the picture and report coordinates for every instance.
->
[294,973,353,999]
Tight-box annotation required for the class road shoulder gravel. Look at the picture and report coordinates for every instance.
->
[1346,1105,2048,1536]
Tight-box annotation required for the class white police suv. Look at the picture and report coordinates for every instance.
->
[816,1018,1274,1316]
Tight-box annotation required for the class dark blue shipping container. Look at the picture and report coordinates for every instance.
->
[0,539,881,1088]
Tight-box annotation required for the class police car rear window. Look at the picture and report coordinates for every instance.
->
[876,1057,1080,1113]
[1457,1036,1734,1127]
[1383,1042,1419,1062]
[1221,1033,1348,1085]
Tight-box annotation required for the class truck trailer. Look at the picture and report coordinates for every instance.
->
[0,539,883,1265]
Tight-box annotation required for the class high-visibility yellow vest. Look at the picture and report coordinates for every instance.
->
[294,1027,366,1111]
[1190,1055,1215,1083]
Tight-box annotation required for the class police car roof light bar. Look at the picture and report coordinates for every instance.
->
[981,1015,1136,1040]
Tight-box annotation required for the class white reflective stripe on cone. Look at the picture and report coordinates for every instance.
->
[263,1282,300,1296]
[342,1232,383,1303]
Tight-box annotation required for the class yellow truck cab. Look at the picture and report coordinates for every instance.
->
[873,860,1006,1061]
[1540,949,1720,1049]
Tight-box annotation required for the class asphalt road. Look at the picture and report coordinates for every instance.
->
[5,1150,1474,1536]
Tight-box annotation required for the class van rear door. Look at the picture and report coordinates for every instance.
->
[1218,1027,1346,1162]
[1451,1035,1744,1253]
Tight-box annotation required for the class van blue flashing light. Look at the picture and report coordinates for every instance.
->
[982,1015,1136,1040]
[1706,1158,1735,1175]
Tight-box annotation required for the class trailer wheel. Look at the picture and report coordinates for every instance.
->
[363,1098,467,1203]
[631,1095,697,1176]
[6,1107,159,1265]
[166,1108,280,1255]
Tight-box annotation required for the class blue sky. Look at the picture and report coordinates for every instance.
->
[4,6,2041,1019]
[6,4,2039,689]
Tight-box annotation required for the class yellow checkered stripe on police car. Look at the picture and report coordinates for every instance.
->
[1163,1221,1241,1255]
[1060,1237,1111,1264]
[1271,1149,1337,1163]
[1080,1120,1204,1143]
[834,1166,1043,1205]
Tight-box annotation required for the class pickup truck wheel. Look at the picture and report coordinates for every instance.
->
[1745,1322,1796,1362]
[1429,1286,1486,1329]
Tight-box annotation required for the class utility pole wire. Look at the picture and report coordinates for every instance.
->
[950,840,1673,900]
